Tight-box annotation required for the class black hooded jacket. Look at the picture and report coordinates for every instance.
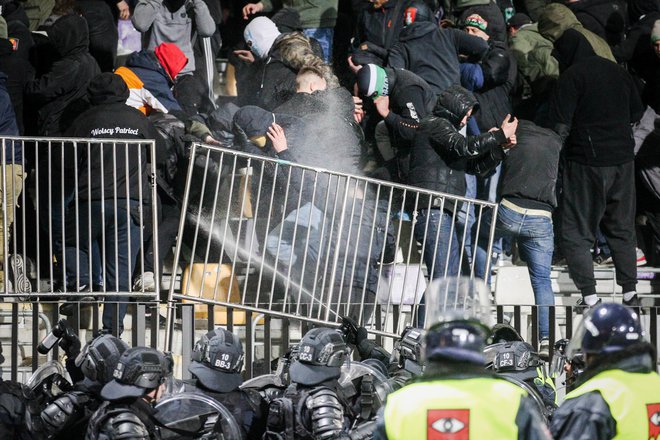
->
[24,14,100,136]
[0,37,33,134]
[548,29,644,166]
[568,0,628,46]
[383,68,437,143]
[65,73,158,202]
[408,85,506,206]
[473,39,517,132]
[387,22,489,94]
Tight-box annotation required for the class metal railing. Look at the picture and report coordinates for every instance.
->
[0,137,159,299]
[165,143,499,348]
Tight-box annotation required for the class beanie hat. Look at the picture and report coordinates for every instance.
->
[464,14,488,32]
[244,17,281,59]
[0,17,7,40]
[652,19,660,43]
[507,13,532,29]
[356,64,389,99]
[154,42,188,81]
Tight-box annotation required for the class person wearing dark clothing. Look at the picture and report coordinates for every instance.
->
[550,303,660,440]
[77,0,119,72]
[473,121,561,353]
[387,3,489,95]
[548,29,645,309]
[24,13,100,136]
[353,0,412,66]
[455,0,508,43]
[86,347,172,440]
[356,64,436,182]
[0,17,33,134]
[566,0,628,47]
[187,329,267,439]
[612,0,660,111]
[64,73,158,332]
[409,85,517,280]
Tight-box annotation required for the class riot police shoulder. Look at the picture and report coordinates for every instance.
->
[102,410,151,440]
[41,391,92,433]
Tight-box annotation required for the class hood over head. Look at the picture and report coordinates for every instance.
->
[404,2,434,25]
[432,85,478,126]
[49,14,90,57]
[538,3,580,42]
[399,21,438,41]
[552,28,597,72]
[87,72,130,106]
[629,0,660,21]
[154,42,188,81]
[244,16,281,59]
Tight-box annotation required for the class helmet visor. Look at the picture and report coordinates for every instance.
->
[424,277,492,330]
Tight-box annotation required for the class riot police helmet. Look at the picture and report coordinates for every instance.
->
[289,327,348,386]
[423,277,492,365]
[566,303,646,366]
[75,334,129,384]
[101,347,173,401]
[188,328,245,393]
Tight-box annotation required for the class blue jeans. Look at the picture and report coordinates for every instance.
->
[64,200,140,331]
[475,204,555,338]
[414,208,461,326]
[303,27,334,63]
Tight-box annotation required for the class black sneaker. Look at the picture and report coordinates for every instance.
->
[623,294,644,314]
[575,297,602,314]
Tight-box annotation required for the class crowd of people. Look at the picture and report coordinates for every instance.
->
[0,0,658,361]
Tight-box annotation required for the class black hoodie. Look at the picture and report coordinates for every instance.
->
[388,22,489,94]
[65,73,158,202]
[24,14,100,136]
[548,29,645,166]
[409,85,506,208]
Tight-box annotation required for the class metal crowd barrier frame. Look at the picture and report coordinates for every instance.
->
[165,143,499,348]
[0,301,656,383]
[0,136,159,301]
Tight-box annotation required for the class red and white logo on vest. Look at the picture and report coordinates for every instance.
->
[648,403,660,440]
[427,409,469,440]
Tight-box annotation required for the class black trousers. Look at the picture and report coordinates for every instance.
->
[559,160,637,296]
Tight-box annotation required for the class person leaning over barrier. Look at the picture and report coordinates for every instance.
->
[85,347,173,440]
[550,303,660,440]
[187,328,268,439]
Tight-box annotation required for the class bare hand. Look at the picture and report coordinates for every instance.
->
[267,123,287,153]
[347,55,362,74]
[204,135,222,146]
[373,95,390,118]
[500,114,518,140]
[353,96,364,123]
[117,0,130,19]
[503,134,516,149]
[242,2,264,19]
[233,49,255,63]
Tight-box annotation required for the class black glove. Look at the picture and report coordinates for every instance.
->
[340,317,361,345]
[57,320,81,359]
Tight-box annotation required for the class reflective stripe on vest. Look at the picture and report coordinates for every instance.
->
[383,377,526,439]
[565,370,660,439]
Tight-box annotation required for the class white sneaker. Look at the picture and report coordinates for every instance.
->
[133,271,156,292]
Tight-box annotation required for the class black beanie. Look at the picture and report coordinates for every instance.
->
[87,73,130,105]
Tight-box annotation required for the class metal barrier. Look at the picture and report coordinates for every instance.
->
[0,136,159,301]
[165,143,499,347]
[2,300,655,383]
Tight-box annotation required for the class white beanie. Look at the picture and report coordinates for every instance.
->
[244,17,281,60]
